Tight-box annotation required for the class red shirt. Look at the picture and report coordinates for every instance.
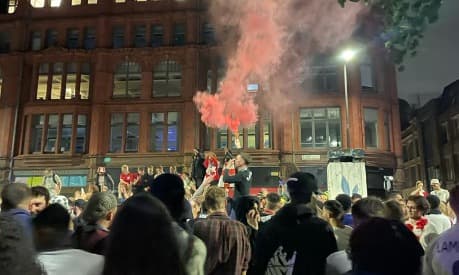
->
[120,173,133,184]
[204,157,220,181]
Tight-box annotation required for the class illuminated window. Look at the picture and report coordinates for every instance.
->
[153,60,181,97]
[72,0,82,5]
[51,63,63,100]
[216,117,272,150]
[80,63,90,99]
[150,112,180,152]
[50,0,61,7]
[115,0,126,2]
[300,108,341,148]
[113,61,142,98]
[364,108,378,148]
[36,64,49,100]
[109,113,140,153]
[30,0,45,8]
[8,0,18,13]
[64,63,77,99]
[87,0,97,4]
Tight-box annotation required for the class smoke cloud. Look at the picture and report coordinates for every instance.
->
[194,0,366,133]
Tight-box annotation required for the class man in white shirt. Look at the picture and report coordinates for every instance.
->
[431,179,449,203]
[34,204,104,275]
[424,185,459,275]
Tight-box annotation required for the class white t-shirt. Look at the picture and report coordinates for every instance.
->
[325,250,352,275]
[424,224,459,275]
[431,189,450,203]
[427,214,452,235]
[38,249,104,275]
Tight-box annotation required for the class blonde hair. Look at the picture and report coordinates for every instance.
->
[205,151,217,159]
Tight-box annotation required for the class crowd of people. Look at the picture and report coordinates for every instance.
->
[1,150,459,275]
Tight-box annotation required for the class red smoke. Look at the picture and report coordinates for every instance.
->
[194,0,365,132]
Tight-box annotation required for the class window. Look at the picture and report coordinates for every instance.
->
[109,113,140,153]
[151,24,163,47]
[75,115,87,153]
[307,55,338,92]
[364,108,378,148]
[60,114,72,153]
[153,60,182,97]
[384,111,391,151]
[30,31,42,51]
[115,0,126,2]
[217,117,272,150]
[50,0,61,7]
[173,23,186,45]
[0,32,10,53]
[151,112,180,152]
[112,26,125,48]
[113,61,142,98]
[7,0,18,14]
[360,53,375,90]
[36,62,91,100]
[300,108,341,148]
[440,122,449,144]
[87,0,97,4]
[202,23,215,44]
[44,114,58,153]
[30,115,44,153]
[66,28,79,49]
[134,25,146,48]
[72,0,81,5]
[45,29,58,48]
[30,0,45,8]
[83,27,96,49]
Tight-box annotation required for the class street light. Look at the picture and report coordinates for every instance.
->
[339,48,357,149]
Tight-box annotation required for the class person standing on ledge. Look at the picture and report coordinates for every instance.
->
[222,152,253,200]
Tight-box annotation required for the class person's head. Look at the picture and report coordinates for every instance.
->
[430,179,441,190]
[121,164,129,174]
[205,151,217,159]
[50,195,70,213]
[1,183,32,211]
[449,185,459,215]
[104,193,185,275]
[147,165,154,175]
[286,172,318,204]
[43,168,53,177]
[82,192,118,227]
[349,217,424,275]
[387,191,405,205]
[33,203,71,251]
[0,215,44,275]
[193,148,200,155]
[351,193,362,204]
[97,166,106,175]
[415,180,424,190]
[73,199,87,217]
[30,186,50,215]
[384,200,405,222]
[351,197,385,227]
[426,194,441,211]
[204,186,227,213]
[235,195,260,226]
[137,167,145,175]
[322,200,344,223]
[336,194,352,213]
[150,173,186,221]
[265,193,282,212]
[235,152,251,168]
[406,195,430,220]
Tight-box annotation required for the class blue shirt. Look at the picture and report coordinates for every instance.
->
[3,208,33,239]
[343,213,353,227]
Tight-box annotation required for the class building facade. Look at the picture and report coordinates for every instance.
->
[0,0,402,193]
[402,80,459,189]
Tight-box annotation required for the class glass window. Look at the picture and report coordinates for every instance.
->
[109,113,123,153]
[66,28,79,49]
[151,113,164,152]
[65,63,77,99]
[364,108,378,148]
[113,62,141,98]
[72,0,81,5]
[153,60,182,97]
[45,114,58,153]
[36,64,49,100]
[30,115,44,153]
[300,108,341,148]
[30,31,41,51]
[308,55,338,92]
[173,23,186,46]
[60,114,72,153]
[51,63,63,100]
[247,125,259,149]
[112,26,125,48]
[134,25,146,48]
[83,27,96,50]
[151,24,163,47]
[360,54,375,90]
[217,128,228,149]
[202,23,215,44]
[50,0,61,7]
[80,63,90,99]
[167,112,179,151]
[8,0,18,14]
[30,0,45,8]
[125,113,139,152]
[231,128,243,149]
[45,29,58,48]
[87,0,97,4]
[263,120,272,149]
[75,115,87,153]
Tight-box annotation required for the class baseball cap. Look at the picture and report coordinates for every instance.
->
[286,172,318,196]
[431,179,440,184]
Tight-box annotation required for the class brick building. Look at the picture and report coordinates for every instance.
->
[0,0,402,193]
[402,80,459,189]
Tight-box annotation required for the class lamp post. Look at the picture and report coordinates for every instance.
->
[339,49,357,150]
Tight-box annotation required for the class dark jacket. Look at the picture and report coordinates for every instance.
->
[134,174,155,193]
[249,203,337,275]
[192,153,206,183]
[223,167,252,199]
[4,208,33,239]
[72,224,109,255]
[94,173,115,193]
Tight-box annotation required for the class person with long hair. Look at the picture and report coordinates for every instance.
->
[322,200,353,251]
[103,193,187,275]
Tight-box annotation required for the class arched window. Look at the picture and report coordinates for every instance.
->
[113,61,142,98]
[153,60,182,97]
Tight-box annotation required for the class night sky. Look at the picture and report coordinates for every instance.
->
[396,0,459,107]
